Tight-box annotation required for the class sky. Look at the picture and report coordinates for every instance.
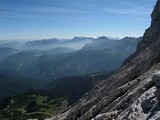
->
[0,0,157,40]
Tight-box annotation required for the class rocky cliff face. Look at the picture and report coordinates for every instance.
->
[51,0,160,120]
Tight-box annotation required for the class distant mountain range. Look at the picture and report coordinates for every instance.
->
[0,37,141,81]
[83,36,142,51]
[23,37,94,50]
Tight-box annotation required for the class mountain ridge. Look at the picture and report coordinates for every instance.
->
[0,37,139,81]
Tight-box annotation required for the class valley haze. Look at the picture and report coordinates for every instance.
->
[0,0,159,120]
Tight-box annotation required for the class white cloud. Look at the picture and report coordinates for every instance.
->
[0,6,91,20]
[104,6,151,16]
[0,6,90,14]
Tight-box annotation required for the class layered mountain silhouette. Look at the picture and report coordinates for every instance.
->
[0,37,140,81]
[23,37,94,50]
[83,36,141,51]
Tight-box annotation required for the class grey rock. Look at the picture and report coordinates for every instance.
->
[153,72,160,88]
[141,98,155,113]
[153,72,160,102]
[116,87,157,120]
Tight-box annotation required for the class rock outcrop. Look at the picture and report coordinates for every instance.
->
[51,0,160,120]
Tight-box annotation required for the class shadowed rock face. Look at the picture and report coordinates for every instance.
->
[51,0,160,120]
[138,0,160,51]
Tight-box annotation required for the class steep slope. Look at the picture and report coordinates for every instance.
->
[51,1,160,120]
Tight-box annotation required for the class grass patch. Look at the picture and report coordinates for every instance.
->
[35,95,48,105]
[0,94,68,119]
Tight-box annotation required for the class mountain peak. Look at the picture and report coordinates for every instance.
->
[98,36,108,39]
[151,0,160,26]
[72,37,94,41]
[137,0,160,50]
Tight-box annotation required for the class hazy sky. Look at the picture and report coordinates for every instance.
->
[0,0,157,40]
